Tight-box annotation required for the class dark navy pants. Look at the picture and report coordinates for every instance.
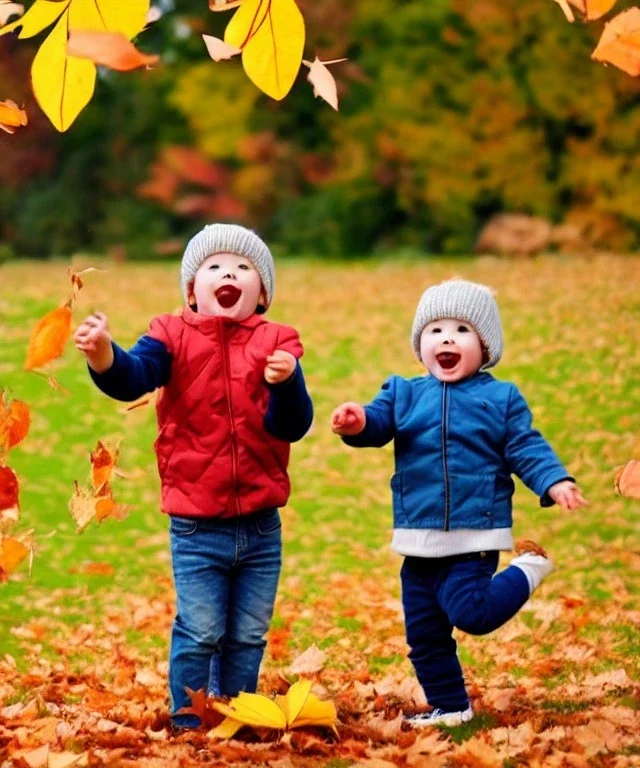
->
[401,551,530,712]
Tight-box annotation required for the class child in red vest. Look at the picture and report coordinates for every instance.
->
[74,224,313,729]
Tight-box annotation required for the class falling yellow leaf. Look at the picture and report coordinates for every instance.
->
[614,459,640,499]
[67,30,160,71]
[225,0,305,100]
[24,304,73,371]
[16,0,149,131]
[31,10,96,133]
[0,0,68,39]
[592,8,640,76]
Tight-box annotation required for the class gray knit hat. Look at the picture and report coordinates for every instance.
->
[181,224,275,311]
[411,279,503,369]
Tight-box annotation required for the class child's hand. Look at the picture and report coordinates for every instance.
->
[331,402,366,436]
[73,312,114,374]
[264,349,296,384]
[548,480,588,511]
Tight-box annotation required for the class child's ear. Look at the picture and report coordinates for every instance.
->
[256,288,268,315]
[187,284,197,311]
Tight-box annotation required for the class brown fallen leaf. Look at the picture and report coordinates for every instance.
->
[0,97,27,134]
[67,30,160,71]
[286,643,327,675]
[302,57,346,111]
[614,459,640,499]
[592,7,640,75]
[202,34,242,61]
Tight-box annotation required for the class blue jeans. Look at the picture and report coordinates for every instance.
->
[168,508,282,728]
[401,551,530,713]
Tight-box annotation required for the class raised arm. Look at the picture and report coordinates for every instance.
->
[75,313,171,402]
[334,377,397,448]
[504,385,580,507]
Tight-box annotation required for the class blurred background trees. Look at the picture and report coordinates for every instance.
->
[1,0,639,259]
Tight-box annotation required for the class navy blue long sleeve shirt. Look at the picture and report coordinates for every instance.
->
[89,336,313,442]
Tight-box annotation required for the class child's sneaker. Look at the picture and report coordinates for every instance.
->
[406,706,474,728]
[512,539,554,594]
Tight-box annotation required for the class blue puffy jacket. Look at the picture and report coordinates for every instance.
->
[343,373,572,531]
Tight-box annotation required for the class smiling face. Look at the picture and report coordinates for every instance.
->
[190,252,264,320]
[419,318,484,383]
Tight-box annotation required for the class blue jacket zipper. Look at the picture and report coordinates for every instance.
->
[442,382,451,530]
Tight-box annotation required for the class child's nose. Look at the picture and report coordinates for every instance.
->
[223,272,236,280]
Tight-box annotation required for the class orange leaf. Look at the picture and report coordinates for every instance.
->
[614,459,640,499]
[592,8,640,76]
[67,30,160,71]
[95,493,130,523]
[569,0,618,21]
[0,98,27,134]
[0,392,31,453]
[91,440,119,493]
[0,465,19,530]
[0,531,31,582]
[24,305,72,371]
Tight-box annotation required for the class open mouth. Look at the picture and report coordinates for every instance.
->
[215,285,242,308]
[436,352,461,370]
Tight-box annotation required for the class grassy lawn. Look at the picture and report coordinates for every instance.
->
[0,254,638,762]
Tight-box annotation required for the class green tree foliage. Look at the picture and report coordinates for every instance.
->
[1,0,639,256]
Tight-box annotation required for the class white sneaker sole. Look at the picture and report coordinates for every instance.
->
[410,709,474,728]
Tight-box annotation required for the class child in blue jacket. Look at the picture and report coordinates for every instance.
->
[332,279,587,727]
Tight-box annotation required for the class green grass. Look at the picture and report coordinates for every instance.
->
[1,254,639,691]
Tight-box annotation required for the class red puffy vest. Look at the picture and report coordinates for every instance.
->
[147,307,303,518]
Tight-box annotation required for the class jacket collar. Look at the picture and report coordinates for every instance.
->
[182,305,267,331]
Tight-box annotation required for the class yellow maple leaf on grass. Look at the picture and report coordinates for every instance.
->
[212,680,338,739]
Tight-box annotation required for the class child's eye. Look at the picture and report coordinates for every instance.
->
[431,327,441,333]
[238,264,249,270]
[208,264,219,270]
[458,325,470,332]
